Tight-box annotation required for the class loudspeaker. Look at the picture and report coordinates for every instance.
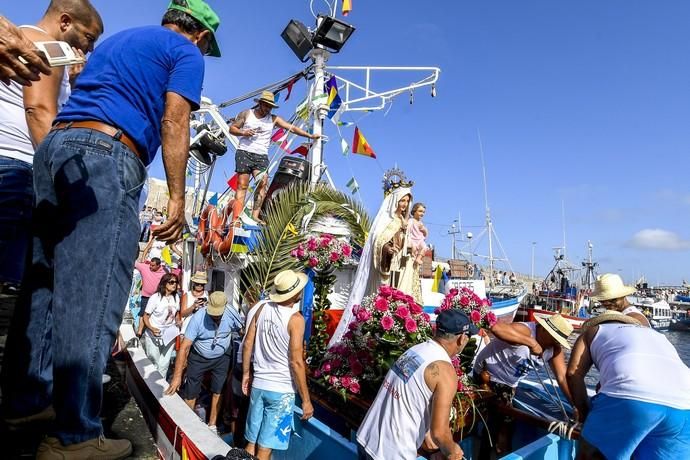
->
[262,157,311,212]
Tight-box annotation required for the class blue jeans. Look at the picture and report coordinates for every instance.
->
[1,128,147,444]
[0,156,33,284]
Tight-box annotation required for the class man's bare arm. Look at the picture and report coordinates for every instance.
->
[165,338,192,395]
[288,313,313,420]
[549,346,574,404]
[274,116,320,139]
[0,16,51,86]
[427,361,463,459]
[491,322,541,353]
[154,92,191,243]
[228,109,251,137]
[566,329,595,421]
[241,305,264,396]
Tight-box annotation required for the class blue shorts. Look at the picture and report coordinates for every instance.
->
[245,388,295,451]
[582,394,690,460]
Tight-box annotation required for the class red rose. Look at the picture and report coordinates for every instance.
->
[374,296,389,312]
[350,381,361,394]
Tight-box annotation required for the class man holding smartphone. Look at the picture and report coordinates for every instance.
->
[0,0,103,292]
[1,1,222,458]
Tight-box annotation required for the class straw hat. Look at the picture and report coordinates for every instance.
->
[582,310,641,329]
[269,270,308,302]
[534,313,574,350]
[206,291,227,316]
[254,90,279,108]
[591,273,636,301]
[190,271,208,285]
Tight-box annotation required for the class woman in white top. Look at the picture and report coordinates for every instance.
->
[142,273,180,378]
[179,271,209,334]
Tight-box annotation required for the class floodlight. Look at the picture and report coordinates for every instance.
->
[189,130,227,166]
[281,19,313,62]
[312,15,355,52]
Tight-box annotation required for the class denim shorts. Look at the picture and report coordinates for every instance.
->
[180,350,231,398]
[582,394,690,460]
[235,149,268,174]
[245,388,295,450]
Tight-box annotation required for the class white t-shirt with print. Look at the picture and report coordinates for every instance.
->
[144,293,179,330]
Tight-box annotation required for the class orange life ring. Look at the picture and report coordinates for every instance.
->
[199,205,215,256]
[217,200,237,256]
[197,205,210,246]
[209,207,224,251]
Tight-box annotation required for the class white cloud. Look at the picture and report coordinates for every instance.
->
[626,229,690,251]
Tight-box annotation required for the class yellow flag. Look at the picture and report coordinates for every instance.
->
[431,265,442,293]
[161,246,172,266]
[342,0,352,16]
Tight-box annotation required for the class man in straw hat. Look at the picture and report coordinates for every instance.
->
[567,301,690,459]
[241,269,312,459]
[472,313,575,454]
[166,291,242,434]
[590,273,650,327]
[228,90,320,225]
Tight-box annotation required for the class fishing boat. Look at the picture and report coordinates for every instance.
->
[670,309,690,332]
[627,295,672,330]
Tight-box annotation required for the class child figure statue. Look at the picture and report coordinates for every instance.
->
[408,202,429,266]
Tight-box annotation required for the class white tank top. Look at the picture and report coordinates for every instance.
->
[357,340,451,460]
[473,322,554,388]
[0,25,71,164]
[251,302,299,393]
[591,323,690,409]
[180,289,208,334]
[236,109,274,155]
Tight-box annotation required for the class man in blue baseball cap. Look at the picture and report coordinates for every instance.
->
[357,309,478,460]
[1,1,221,458]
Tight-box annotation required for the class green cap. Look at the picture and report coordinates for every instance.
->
[167,0,221,57]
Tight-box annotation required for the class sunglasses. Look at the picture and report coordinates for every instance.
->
[167,280,178,285]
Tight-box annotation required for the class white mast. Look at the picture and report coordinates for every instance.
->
[477,129,494,286]
[309,48,329,185]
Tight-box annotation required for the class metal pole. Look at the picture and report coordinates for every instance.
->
[531,242,536,280]
[309,48,329,186]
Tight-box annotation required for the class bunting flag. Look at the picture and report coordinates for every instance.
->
[340,138,349,156]
[336,120,353,127]
[273,90,280,102]
[325,76,342,119]
[284,76,298,101]
[290,143,311,157]
[227,174,239,191]
[352,127,376,158]
[271,128,288,143]
[279,137,294,152]
[346,177,359,194]
[208,193,218,206]
[342,0,352,16]
[295,97,309,121]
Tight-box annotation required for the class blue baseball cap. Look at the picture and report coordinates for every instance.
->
[436,310,480,336]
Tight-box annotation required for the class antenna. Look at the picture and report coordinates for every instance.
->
[561,199,567,259]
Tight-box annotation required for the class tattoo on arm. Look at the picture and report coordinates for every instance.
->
[232,110,248,129]
[428,363,440,378]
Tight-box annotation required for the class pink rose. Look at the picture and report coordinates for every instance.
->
[330,251,340,262]
[322,362,332,372]
[307,238,318,251]
[343,330,354,340]
[410,303,422,314]
[378,286,393,297]
[449,288,459,296]
[342,244,352,256]
[328,375,339,386]
[296,248,305,258]
[381,315,394,331]
[349,321,358,331]
[457,380,465,392]
[320,237,331,248]
[351,361,364,376]
[341,376,353,389]
[470,310,481,323]
[290,249,298,258]
[395,306,410,319]
[487,311,497,326]
[374,296,389,312]
[357,309,372,322]
[314,369,322,378]
[309,257,319,267]
[392,290,407,301]
[405,318,418,333]
[460,295,470,306]
[422,313,431,322]
[350,381,361,394]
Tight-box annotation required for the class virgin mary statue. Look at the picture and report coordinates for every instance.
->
[329,169,422,346]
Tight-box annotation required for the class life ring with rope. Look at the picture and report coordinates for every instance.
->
[217,200,237,256]
[197,205,210,247]
[208,206,225,252]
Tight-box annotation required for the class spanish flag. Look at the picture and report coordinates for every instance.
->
[352,127,376,158]
[342,0,352,16]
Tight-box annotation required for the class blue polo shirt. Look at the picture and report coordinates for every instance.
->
[184,308,242,359]
[56,25,205,164]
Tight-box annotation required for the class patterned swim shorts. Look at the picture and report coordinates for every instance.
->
[244,388,295,450]
[235,149,269,174]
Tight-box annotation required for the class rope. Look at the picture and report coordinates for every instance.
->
[529,356,581,440]
[218,70,310,109]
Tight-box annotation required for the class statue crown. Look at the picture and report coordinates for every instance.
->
[382,168,413,196]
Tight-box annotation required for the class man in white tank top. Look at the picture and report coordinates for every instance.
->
[241,269,312,460]
[0,1,102,287]
[567,313,690,460]
[228,90,320,225]
[357,309,479,460]
[591,273,651,327]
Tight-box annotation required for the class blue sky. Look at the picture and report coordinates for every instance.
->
[9,1,690,284]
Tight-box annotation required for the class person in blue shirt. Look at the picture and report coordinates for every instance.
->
[1,1,221,458]
[166,291,242,434]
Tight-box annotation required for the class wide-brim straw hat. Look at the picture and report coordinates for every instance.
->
[190,271,208,285]
[206,291,227,316]
[591,273,637,301]
[582,310,641,329]
[534,313,574,350]
[254,90,279,108]
[269,270,308,302]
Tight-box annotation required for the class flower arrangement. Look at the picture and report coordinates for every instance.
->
[315,286,432,399]
[435,287,497,329]
[291,233,353,271]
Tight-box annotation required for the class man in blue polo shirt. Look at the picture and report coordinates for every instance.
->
[1,1,221,458]
[166,291,242,434]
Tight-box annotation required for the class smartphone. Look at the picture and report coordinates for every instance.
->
[20,41,85,68]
